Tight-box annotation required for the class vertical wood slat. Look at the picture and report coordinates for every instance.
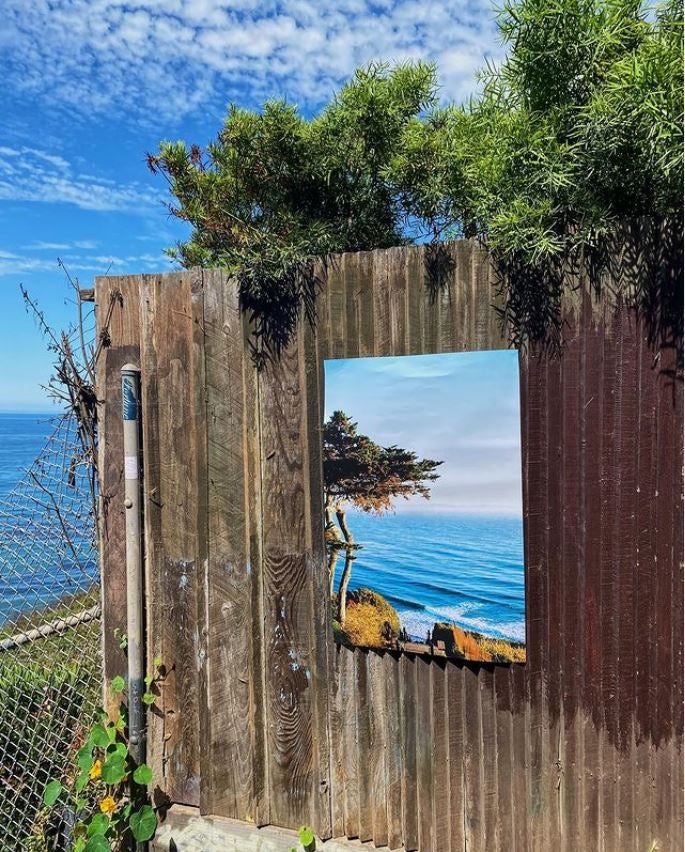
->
[97,234,682,852]
[258,314,331,835]
[400,654,419,851]
[138,272,203,806]
[200,270,265,822]
[95,276,141,713]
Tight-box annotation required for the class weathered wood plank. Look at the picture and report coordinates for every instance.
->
[494,665,515,851]
[600,302,621,852]
[356,652,373,842]
[356,251,375,360]
[519,343,546,851]
[342,649,360,840]
[95,275,141,714]
[405,245,424,356]
[368,652,389,847]
[399,654,419,851]
[415,657,434,851]
[580,284,604,852]
[139,272,202,806]
[431,662,450,850]
[544,330,564,850]
[301,305,333,838]
[384,653,403,850]
[560,291,583,851]
[201,270,262,821]
[258,322,330,833]
[447,667,465,852]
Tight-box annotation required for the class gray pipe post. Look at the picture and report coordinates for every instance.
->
[121,365,145,774]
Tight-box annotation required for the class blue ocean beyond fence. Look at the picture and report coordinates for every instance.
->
[332,510,526,643]
[0,412,99,626]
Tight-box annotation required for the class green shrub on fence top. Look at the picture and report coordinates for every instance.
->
[150,0,682,362]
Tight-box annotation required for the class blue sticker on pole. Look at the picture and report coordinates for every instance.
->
[122,373,138,421]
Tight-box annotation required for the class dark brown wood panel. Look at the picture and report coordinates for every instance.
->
[98,233,683,851]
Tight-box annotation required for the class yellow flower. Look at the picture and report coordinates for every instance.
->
[99,795,117,815]
[89,759,102,780]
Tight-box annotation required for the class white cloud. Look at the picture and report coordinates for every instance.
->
[0,247,172,278]
[25,240,100,251]
[0,146,157,212]
[0,0,504,124]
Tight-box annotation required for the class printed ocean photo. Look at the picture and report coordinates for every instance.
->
[323,350,526,663]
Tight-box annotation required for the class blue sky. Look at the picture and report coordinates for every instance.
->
[0,0,504,411]
[324,350,523,516]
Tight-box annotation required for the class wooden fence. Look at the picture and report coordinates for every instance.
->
[96,233,683,851]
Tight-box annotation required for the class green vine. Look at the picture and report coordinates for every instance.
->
[42,673,162,850]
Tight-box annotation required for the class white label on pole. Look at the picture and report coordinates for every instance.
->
[124,455,138,479]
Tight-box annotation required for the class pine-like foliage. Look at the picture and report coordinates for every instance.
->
[393,0,683,262]
[322,410,442,513]
[148,63,436,366]
[150,0,682,359]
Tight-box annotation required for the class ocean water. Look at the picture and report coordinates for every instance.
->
[332,510,526,643]
[0,412,98,625]
[0,412,56,496]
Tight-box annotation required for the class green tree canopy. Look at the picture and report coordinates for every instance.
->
[323,410,442,515]
[393,0,683,262]
[148,63,437,365]
[150,0,682,361]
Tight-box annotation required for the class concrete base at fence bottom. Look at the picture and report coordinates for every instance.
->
[151,806,404,852]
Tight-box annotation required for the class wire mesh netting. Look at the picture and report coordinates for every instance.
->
[0,411,101,850]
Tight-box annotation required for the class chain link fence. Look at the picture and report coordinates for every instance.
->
[0,410,101,850]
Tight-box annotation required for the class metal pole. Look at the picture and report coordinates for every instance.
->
[121,365,145,779]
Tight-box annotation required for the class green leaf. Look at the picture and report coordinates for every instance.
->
[101,755,127,785]
[110,675,126,693]
[133,764,153,786]
[43,780,62,807]
[130,805,158,842]
[90,724,110,749]
[73,838,87,852]
[107,741,128,760]
[87,813,110,836]
[77,746,94,771]
[74,770,89,792]
[298,825,315,847]
[142,691,156,705]
[153,656,163,669]
[84,836,110,852]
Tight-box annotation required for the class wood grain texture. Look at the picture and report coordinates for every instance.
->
[99,233,682,851]
[138,272,203,806]
[95,275,141,715]
[201,270,264,821]
[258,317,330,835]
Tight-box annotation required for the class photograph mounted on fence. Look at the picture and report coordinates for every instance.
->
[324,350,526,663]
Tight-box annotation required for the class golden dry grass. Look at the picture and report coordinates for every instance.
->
[437,623,525,663]
[342,589,400,648]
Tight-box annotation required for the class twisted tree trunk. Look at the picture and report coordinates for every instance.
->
[327,546,340,598]
[324,494,342,542]
[336,550,355,627]
[335,505,354,543]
